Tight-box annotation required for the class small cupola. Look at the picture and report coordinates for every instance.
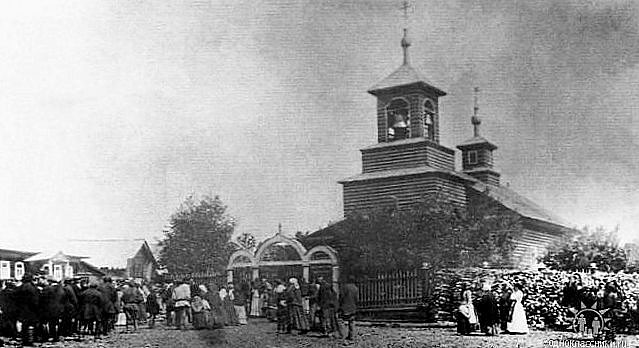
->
[457,87,500,186]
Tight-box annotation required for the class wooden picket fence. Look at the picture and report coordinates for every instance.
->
[356,269,432,309]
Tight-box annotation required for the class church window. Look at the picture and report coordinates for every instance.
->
[387,98,410,141]
[424,100,435,140]
[468,150,478,165]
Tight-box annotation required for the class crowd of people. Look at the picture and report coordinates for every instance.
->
[454,270,639,339]
[0,273,128,345]
[0,272,360,346]
[456,282,529,336]
[161,275,359,340]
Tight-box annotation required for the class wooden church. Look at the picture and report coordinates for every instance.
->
[305,29,573,269]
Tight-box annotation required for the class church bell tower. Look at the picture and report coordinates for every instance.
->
[368,29,446,144]
[339,23,463,215]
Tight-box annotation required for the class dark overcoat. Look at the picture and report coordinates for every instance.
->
[15,282,40,324]
[40,284,65,322]
[80,287,105,322]
[339,283,359,316]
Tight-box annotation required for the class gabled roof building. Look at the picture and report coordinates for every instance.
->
[306,29,573,269]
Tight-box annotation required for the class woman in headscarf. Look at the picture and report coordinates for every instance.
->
[250,279,262,317]
[191,285,211,330]
[275,280,288,333]
[204,283,225,329]
[286,278,309,335]
[220,283,239,325]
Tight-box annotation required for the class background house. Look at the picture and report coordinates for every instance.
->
[23,239,160,282]
[24,251,104,282]
[62,239,160,282]
[0,248,37,281]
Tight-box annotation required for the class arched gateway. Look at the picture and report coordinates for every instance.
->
[227,233,339,292]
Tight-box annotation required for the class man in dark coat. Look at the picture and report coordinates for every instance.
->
[561,275,580,309]
[39,279,65,342]
[60,279,78,337]
[476,283,500,335]
[338,276,359,341]
[15,273,40,345]
[98,277,117,334]
[122,281,145,331]
[79,283,106,338]
[0,281,19,339]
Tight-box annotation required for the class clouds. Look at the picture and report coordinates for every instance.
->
[1,1,638,250]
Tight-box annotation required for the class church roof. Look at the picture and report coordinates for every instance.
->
[457,135,498,150]
[368,63,446,96]
[467,179,571,228]
[338,165,457,184]
[338,164,570,228]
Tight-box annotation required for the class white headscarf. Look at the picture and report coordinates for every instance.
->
[289,277,299,289]
[198,284,208,294]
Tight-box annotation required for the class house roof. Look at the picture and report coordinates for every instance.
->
[24,239,155,269]
[0,248,38,261]
[368,63,446,96]
[24,251,87,263]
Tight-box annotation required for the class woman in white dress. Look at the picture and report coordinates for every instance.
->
[507,283,529,334]
[249,282,261,317]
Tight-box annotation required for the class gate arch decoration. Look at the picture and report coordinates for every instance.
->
[227,233,339,292]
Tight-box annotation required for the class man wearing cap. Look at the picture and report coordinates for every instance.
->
[98,277,117,334]
[15,273,39,345]
[40,277,65,342]
[121,280,143,331]
[60,278,78,337]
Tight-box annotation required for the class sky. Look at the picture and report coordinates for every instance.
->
[1,0,638,252]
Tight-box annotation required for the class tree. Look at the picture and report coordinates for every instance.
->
[159,195,236,274]
[235,232,257,250]
[541,226,627,272]
[300,193,522,279]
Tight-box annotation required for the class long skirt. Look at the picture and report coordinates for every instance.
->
[507,302,529,333]
[288,305,309,331]
[235,305,248,325]
[250,293,261,317]
[223,300,238,325]
[277,306,289,332]
[193,311,209,329]
[321,307,339,334]
[209,306,225,328]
